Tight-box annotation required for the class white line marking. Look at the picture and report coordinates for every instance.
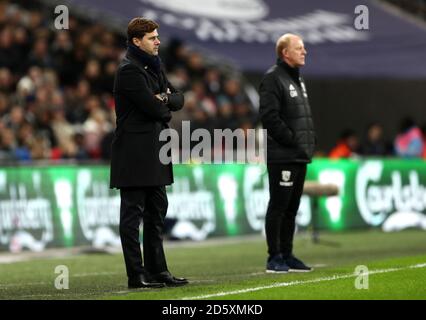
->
[0,281,47,288]
[72,272,119,277]
[181,262,426,300]
[0,272,120,288]
[19,291,110,298]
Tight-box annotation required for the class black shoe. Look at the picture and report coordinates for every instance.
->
[284,254,313,272]
[128,274,165,289]
[152,271,189,287]
[266,254,290,273]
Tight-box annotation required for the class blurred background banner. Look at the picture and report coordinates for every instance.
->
[62,0,426,77]
[1,160,425,252]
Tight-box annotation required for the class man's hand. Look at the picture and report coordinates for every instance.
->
[155,93,168,104]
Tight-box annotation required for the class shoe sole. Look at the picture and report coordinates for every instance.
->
[288,268,313,273]
[164,282,189,287]
[128,283,166,289]
[265,270,289,274]
[128,286,165,289]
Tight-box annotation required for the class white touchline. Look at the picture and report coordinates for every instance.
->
[0,272,120,288]
[181,262,426,300]
[72,271,119,277]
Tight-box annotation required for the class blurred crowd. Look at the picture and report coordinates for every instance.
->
[0,1,425,163]
[0,1,122,161]
[0,0,256,162]
[328,119,426,159]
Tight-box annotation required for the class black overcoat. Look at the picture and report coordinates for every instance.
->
[110,50,184,188]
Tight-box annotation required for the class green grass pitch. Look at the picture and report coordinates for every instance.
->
[0,230,425,300]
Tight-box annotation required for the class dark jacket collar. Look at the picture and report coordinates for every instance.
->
[277,58,300,83]
[126,42,162,75]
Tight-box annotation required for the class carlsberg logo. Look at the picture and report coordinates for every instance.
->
[356,161,426,226]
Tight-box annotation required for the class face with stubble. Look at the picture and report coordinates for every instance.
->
[133,29,161,56]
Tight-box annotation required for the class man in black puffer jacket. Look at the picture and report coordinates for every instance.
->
[259,33,315,273]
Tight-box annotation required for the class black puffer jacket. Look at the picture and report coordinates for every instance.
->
[259,59,315,163]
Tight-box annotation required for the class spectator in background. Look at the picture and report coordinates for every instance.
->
[0,127,16,161]
[84,59,103,94]
[14,121,33,160]
[359,122,391,156]
[3,105,28,135]
[27,37,54,69]
[163,38,188,72]
[83,99,111,159]
[33,107,57,149]
[190,80,217,119]
[14,27,31,66]
[73,131,89,160]
[421,124,426,159]
[186,51,206,80]
[204,68,222,96]
[0,26,21,72]
[329,129,360,158]
[395,117,424,158]
[16,68,37,104]
[216,96,238,130]
[167,66,189,92]
[101,60,117,93]
[50,107,77,159]
[65,78,91,124]
[0,67,14,94]
[0,93,10,117]
[51,30,75,86]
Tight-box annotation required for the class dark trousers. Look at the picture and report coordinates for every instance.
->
[119,186,169,278]
[265,163,307,258]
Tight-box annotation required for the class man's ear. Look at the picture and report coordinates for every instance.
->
[132,37,140,46]
[282,48,288,59]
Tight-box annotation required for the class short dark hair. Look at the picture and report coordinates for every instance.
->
[127,18,159,42]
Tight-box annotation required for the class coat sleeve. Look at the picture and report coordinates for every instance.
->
[118,64,171,122]
[165,78,184,111]
[259,73,295,147]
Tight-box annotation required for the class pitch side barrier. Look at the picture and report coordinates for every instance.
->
[0,159,425,252]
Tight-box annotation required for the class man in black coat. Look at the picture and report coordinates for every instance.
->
[110,18,187,288]
[259,34,315,273]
